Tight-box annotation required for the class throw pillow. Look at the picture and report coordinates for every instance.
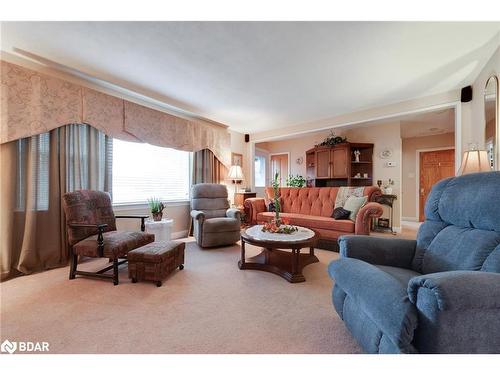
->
[332,207,351,220]
[334,186,365,209]
[343,195,368,222]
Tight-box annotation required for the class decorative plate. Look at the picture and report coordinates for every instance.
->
[379,149,393,159]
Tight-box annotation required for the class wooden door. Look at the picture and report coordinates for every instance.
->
[419,149,455,221]
[331,146,349,178]
[270,154,289,185]
[315,149,331,178]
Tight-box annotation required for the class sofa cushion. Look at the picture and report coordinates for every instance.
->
[329,258,419,352]
[344,195,368,221]
[257,211,355,233]
[191,183,230,219]
[62,190,117,246]
[414,172,500,274]
[73,230,154,258]
[203,217,240,233]
[264,186,381,218]
[376,265,421,286]
[421,225,500,274]
[332,207,351,220]
[426,172,500,232]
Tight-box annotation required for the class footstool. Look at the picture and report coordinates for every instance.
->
[128,240,185,287]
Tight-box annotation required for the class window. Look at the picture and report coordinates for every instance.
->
[254,154,266,187]
[16,132,50,211]
[112,139,190,204]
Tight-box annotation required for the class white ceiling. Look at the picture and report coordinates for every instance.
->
[399,108,455,138]
[1,22,499,133]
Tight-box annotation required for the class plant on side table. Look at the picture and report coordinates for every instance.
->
[148,197,166,222]
[286,174,306,187]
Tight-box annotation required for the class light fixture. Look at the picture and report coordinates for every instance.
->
[228,165,244,183]
[457,149,491,175]
[227,165,244,207]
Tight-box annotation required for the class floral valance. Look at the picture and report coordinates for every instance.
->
[0,60,231,166]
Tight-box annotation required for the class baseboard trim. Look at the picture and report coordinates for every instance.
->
[172,230,188,240]
[401,217,419,222]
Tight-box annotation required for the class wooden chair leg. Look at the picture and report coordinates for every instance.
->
[69,252,78,280]
[113,259,119,286]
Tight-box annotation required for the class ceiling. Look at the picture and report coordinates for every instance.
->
[1,22,499,133]
[399,108,455,138]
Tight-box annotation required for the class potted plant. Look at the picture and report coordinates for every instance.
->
[286,174,306,187]
[148,197,165,222]
[262,172,298,234]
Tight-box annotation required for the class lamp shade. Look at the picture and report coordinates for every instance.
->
[228,165,244,181]
[457,150,491,175]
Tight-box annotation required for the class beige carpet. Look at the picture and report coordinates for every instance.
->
[0,238,361,354]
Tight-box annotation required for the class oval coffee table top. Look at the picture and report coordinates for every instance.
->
[242,225,317,247]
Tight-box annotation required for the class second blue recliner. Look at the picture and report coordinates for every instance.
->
[328,171,500,353]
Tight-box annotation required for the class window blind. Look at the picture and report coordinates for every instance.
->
[112,139,190,204]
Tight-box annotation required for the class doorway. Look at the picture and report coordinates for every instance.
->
[270,153,290,185]
[418,148,455,221]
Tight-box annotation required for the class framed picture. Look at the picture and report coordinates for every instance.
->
[232,152,243,167]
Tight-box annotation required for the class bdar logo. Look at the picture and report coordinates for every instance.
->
[1,339,17,354]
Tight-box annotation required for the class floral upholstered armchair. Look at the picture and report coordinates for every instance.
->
[62,190,154,285]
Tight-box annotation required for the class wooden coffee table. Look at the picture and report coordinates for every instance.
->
[238,225,319,283]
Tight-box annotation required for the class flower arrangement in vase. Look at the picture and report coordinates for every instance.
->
[262,172,298,234]
[148,197,165,221]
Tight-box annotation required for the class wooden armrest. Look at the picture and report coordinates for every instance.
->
[68,223,108,230]
[114,215,148,231]
[68,222,107,256]
[115,215,149,219]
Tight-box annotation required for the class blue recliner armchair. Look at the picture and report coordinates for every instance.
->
[328,171,500,353]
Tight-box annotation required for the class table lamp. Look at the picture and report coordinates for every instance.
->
[227,165,244,205]
[457,149,491,175]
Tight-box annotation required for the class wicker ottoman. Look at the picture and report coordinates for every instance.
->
[128,240,185,287]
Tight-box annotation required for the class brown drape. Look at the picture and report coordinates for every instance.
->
[0,124,111,280]
[192,149,227,184]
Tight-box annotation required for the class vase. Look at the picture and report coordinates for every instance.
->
[152,212,163,222]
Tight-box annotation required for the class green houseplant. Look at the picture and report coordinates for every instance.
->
[286,174,306,187]
[261,172,298,234]
[148,197,166,222]
[272,171,281,224]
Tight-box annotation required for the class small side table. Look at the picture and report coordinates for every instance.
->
[234,192,257,207]
[145,218,174,241]
[371,194,397,235]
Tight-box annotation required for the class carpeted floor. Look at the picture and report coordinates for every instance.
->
[0,239,362,354]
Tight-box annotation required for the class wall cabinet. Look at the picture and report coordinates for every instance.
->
[307,142,374,187]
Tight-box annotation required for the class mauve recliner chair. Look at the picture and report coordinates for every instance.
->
[328,171,500,353]
[190,183,241,248]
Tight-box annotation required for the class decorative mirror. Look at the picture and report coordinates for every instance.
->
[484,75,499,170]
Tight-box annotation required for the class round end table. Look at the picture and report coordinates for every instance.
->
[145,218,174,242]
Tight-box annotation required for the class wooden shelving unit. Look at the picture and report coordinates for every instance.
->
[305,142,374,187]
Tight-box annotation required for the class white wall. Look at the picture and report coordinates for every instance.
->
[114,203,190,239]
[342,122,402,228]
[401,132,455,220]
[255,130,332,179]
[463,45,500,153]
